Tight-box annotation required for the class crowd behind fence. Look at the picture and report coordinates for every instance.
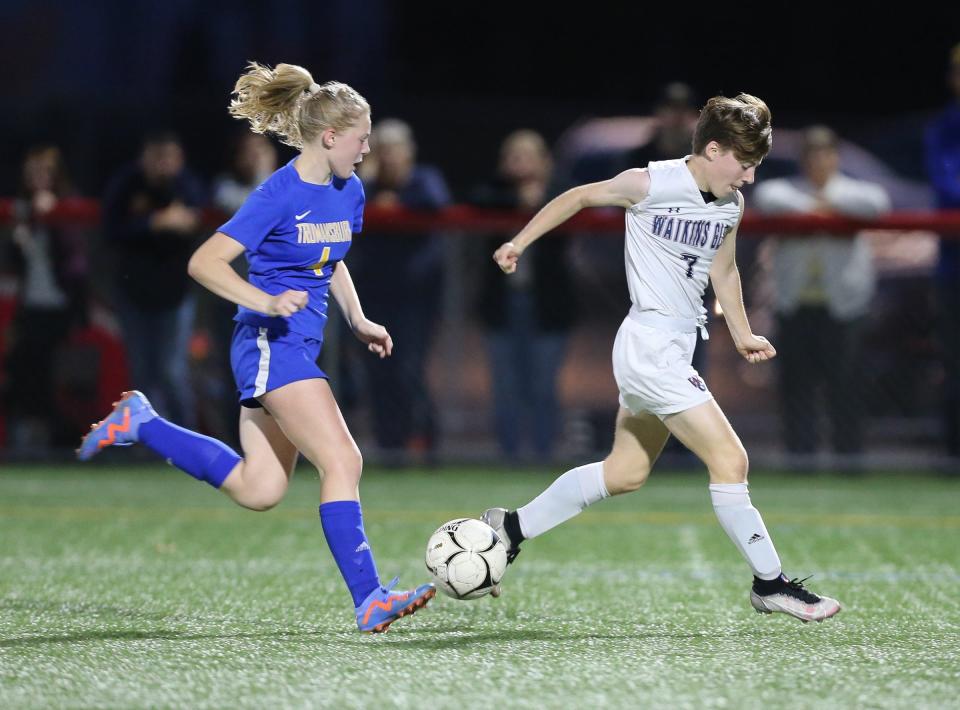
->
[3,65,960,470]
[2,197,959,470]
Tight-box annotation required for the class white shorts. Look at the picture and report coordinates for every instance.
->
[612,314,713,419]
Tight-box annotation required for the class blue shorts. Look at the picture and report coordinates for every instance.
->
[230,323,327,408]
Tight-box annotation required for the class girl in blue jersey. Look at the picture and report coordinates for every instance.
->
[78,62,435,633]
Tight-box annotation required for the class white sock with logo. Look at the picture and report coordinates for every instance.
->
[517,462,609,539]
[709,482,782,580]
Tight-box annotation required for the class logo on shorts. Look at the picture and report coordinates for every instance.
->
[747,533,765,545]
[687,376,707,392]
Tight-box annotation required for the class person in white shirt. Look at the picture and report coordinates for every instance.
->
[753,126,890,456]
[481,94,841,623]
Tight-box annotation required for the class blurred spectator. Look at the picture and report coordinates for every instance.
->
[622,82,700,170]
[566,82,700,187]
[102,132,205,427]
[3,145,88,449]
[624,83,710,458]
[925,42,960,457]
[212,132,279,213]
[754,126,890,456]
[349,118,450,460]
[470,130,574,460]
[205,133,279,445]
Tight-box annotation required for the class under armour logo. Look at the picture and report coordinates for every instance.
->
[688,376,706,391]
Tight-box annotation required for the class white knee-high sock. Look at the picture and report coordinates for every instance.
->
[709,482,782,580]
[517,462,609,540]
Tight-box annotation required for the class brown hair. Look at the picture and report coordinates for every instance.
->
[228,62,370,149]
[692,93,772,164]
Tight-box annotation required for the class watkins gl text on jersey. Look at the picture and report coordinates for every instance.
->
[624,157,741,321]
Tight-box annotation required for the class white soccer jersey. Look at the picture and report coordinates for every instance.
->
[624,157,742,320]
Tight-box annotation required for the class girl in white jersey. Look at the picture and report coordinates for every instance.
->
[482,94,841,622]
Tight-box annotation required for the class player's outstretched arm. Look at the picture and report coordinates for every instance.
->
[188,232,307,317]
[494,169,650,273]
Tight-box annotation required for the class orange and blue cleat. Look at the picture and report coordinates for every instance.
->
[355,577,436,633]
[77,390,157,461]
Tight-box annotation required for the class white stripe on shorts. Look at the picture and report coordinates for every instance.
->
[253,327,271,397]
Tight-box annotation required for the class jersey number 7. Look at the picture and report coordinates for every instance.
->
[679,253,699,279]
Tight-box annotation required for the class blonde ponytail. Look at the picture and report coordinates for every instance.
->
[229,62,370,149]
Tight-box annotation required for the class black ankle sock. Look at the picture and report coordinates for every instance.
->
[753,574,786,595]
[503,510,525,545]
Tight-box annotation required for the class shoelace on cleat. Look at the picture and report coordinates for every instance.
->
[782,576,821,604]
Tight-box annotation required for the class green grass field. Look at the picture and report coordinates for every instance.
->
[1,465,958,709]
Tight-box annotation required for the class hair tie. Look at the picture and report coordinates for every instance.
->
[307,82,321,96]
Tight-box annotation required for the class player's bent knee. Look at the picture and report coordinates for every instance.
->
[603,460,650,495]
[238,483,286,511]
[708,446,749,484]
[241,497,280,512]
[224,464,288,511]
[615,469,650,494]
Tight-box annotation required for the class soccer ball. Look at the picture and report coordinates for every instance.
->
[425,518,508,599]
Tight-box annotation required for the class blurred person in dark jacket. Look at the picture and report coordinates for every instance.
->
[349,119,450,460]
[102,131,205,427]
[471,130,574,459]
[623,82,700,171]
[624,83,709,459]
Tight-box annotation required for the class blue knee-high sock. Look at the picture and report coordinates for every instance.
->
[138,418,240,488]
[319,501,381,607]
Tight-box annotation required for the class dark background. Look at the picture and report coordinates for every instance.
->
[2,1,958,194]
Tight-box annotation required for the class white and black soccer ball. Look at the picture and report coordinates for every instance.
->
[425,518,508,599]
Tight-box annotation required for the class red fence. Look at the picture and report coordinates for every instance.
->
[3,198,960,236]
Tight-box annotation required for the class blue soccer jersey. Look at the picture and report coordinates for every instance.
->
[218,158,364,337]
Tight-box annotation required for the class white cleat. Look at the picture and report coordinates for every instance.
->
[480,507,522,599]
[750,576,841,623]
